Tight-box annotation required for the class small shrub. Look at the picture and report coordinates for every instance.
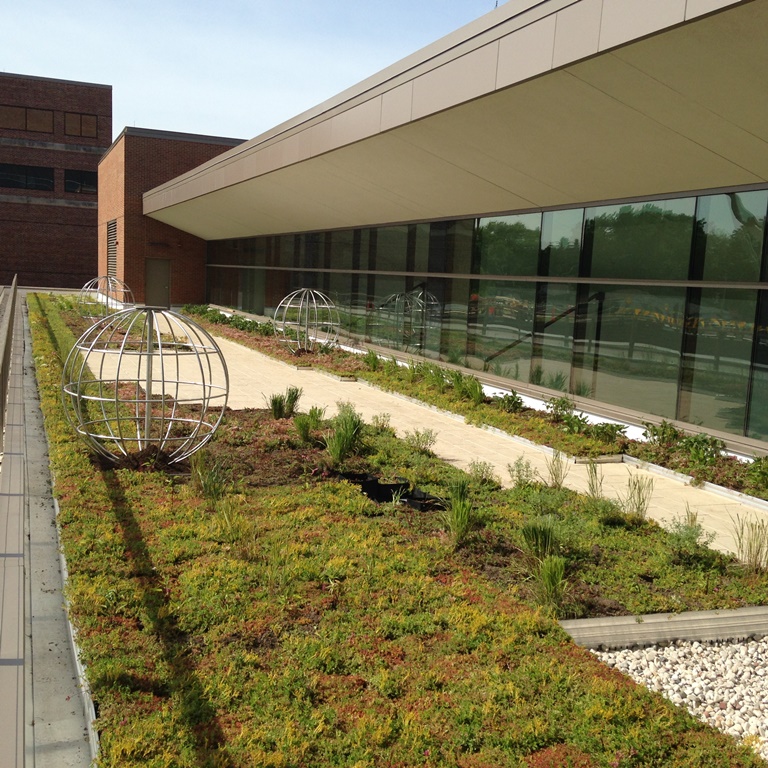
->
[730,513,768,573]
[642,420,683,447]
[306,405,326,428]
[423,363,448,393]
[586,422,627,443]
[463,375,487,406]
[189,450,230,509]
[324,403,364,465]
[561,411,590,435]
[533,555,568,614]
[495,391,524,413]
[585,459,603,500]
[403,427,437,454]
[293,414,314,443]
[507,456,538,489]
[448,369,468,394]
[467,459,499,487]
[405,359,423,383]
[266,385,303,419]
[545,450,570,489]
[545,395,575,422]
[441,479,475,548]
[680,433,725,467]
[521,515,560,562]
[619,471,654,520]
[362,348,380,371]
[667,504,716,567]
[371,412,394,434]
[597,498,632,528]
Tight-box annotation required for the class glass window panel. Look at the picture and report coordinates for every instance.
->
[410,223,431,273]
[587,198,695,280]
[240,268,265,315]
[0,164,54,191]
[748,292,768,440]
[0,163,25,189]
[530,283,577,391]
[81,114,98,137]
[374,225,408,272]
[64,169,97,193]
[541,209,583,278]
[206,265,240,308]
[474,213,541,276]
[329,229,354,272]
[0,105,25,129]
[262,269,293,315]
[433,278,468,363]
[679,288,756,435]
[696,191,767,282]
[467,280,535,380]
[26,108,52,132]
[572,286,685,416]
[368,275,409,349]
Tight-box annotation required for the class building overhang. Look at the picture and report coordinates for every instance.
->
[143,0,768,240]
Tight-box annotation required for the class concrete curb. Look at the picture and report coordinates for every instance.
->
[624,455,768,514]
[560,605,768,650]
[55,497,100,761]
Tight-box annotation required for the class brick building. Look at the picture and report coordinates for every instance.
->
[98,128,244,306]
[0,72,112,288]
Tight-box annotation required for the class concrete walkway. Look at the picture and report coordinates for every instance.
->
[219,334,768,557]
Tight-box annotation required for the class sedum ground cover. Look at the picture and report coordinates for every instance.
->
[26,293,768,767]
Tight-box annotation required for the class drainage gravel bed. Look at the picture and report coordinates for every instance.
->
[593,638,768,762]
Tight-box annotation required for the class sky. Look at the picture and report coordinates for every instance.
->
[3,0,500,142]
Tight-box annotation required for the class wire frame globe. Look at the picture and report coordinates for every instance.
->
[375,287,441,348]
[78,276,135,324]
[62,307,229,464]
[273,288,340,353]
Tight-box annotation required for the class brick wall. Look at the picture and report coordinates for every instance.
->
[98,129,243,305]
[0,73,112,287]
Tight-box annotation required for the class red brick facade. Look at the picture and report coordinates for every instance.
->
[0,72,112,287]
[98,129,243,306]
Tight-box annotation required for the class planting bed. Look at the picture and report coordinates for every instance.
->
[25,293,768,767]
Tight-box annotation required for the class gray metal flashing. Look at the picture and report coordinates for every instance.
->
[21,296,94,767]
[0,71,111,90]
[561,605,768,650]
[121,126,245,146]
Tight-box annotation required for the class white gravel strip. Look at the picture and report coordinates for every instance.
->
[593,638,768,762]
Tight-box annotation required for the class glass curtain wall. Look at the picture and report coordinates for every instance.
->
[206,187,768,440]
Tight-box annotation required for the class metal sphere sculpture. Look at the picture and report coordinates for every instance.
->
[78,276,135,324]
[376,287,441,348]
[274,288,340,353]
[62,307,229,464]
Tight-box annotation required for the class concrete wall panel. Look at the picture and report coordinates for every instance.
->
[380,82,414,133]
[497,14,557,88]
[553,0,603,68]
[600,0,686,50]
[411,43,499,120]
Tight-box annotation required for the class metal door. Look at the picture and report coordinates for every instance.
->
[145,259,171,308]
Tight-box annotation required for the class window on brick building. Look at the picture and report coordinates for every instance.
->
[65,169,97,194]
[65,112,98,138]
[0,163,54,191]
[0,105,54,132]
